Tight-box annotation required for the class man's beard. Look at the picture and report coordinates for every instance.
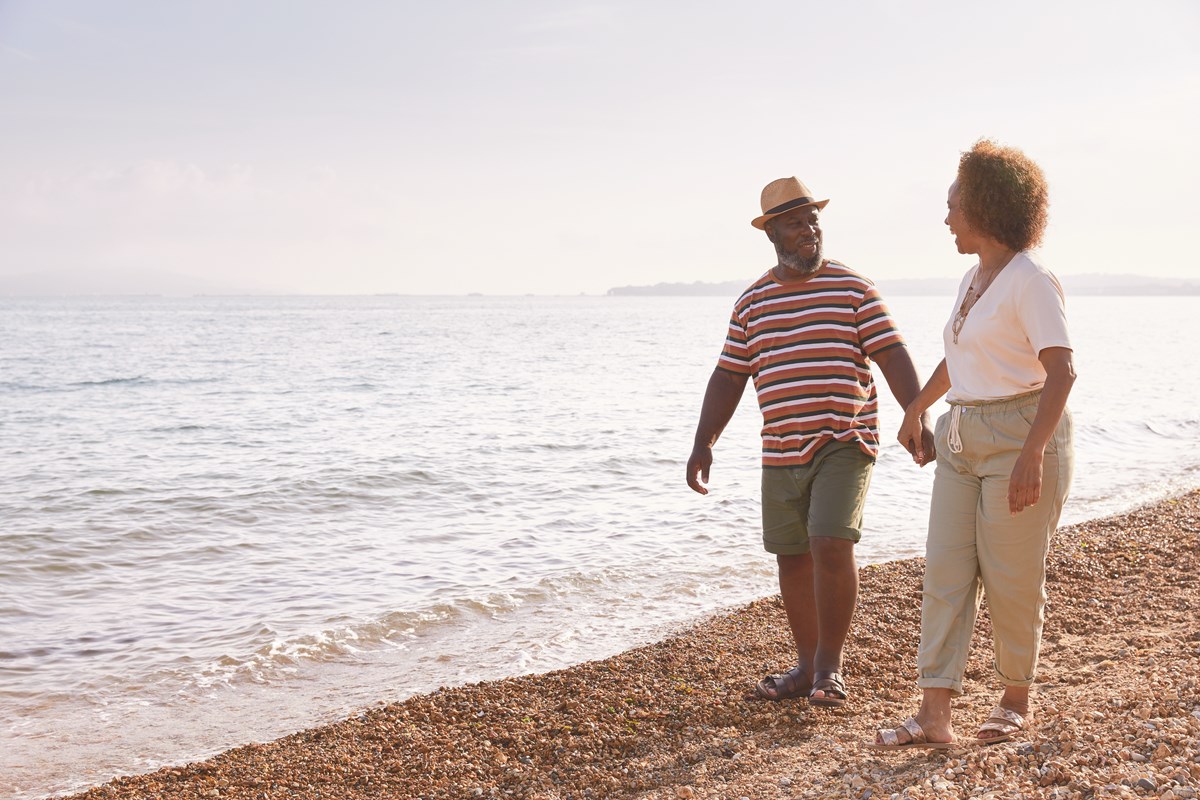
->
[776,241,823,274]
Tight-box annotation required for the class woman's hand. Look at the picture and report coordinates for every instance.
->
[1008,448,1044,514]
[1007,347,1074,514]
[898,408,935,466]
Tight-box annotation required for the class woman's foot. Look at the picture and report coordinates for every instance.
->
[870,715,956,750]
[977,688,1030,742]
[872,688,956,749]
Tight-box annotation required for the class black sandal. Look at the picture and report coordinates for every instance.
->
[755,666,811,701]
[808,671,847,707]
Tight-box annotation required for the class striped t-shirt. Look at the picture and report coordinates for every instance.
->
[718,260,905,467]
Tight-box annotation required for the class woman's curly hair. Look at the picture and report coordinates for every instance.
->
[956,139,1049,251]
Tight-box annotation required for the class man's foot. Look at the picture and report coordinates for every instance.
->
[975,705,1026,744]
[807,670,847,708]
[869,716,957,750]
[754,666,810,701]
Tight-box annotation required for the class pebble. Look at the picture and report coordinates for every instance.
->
[47,490,1200,800]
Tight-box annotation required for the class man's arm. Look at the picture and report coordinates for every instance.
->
[895,358,951,465]
[686,367,750,495]
[872,345,937,466]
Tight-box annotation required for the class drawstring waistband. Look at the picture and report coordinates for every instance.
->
[945,389,1043,455]
[948,404,965,453]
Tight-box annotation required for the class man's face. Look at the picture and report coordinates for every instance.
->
[767,205,823,273]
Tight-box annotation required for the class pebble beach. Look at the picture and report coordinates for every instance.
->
[60,490,1200,800]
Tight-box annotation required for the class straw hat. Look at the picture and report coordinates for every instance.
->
[751,177,830,230]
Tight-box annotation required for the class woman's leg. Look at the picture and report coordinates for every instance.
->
[976,406,1074,734]
[917,452,984,697]
[880,416,984,744]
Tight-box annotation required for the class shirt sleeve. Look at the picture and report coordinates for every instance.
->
[856,285,906,358]
[1019,269,1072,354]
[718,306,752,375]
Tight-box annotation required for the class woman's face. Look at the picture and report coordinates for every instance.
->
[944,181,980,255]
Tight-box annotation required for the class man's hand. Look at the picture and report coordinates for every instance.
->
[898,409,936,466]
[686,444,713,494]
[873,347,940,468]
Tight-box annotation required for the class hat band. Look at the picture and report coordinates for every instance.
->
[763,196,816,216]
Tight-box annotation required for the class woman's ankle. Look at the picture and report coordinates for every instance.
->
[998,688,1030,715]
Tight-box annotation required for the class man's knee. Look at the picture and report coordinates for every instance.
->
[809,536,857,571]
[776,552,813,572]
[810,535,855,557]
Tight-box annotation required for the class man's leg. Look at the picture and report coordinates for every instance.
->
[805,443,873,701]
[809,535,858,675]
[758,468,816,699]
[776,552,816,675]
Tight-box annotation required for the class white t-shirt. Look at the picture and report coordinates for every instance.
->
[943,251,1071,403]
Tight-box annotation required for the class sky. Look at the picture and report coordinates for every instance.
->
[1,1,1197,296]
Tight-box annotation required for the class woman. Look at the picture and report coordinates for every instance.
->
[873,140,1075,748]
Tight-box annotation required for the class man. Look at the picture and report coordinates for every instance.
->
[686,176,932,706]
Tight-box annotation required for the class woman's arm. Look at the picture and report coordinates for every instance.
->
[1007,346,1075,514]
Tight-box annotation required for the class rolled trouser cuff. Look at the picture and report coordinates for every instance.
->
[917,676,964,696]
[994,664,1035,687]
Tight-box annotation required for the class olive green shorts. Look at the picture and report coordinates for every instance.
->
[760,440,875,555]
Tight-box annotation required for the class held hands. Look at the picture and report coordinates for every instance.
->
[1008,448,1044,515]
[897,408,936,467]
[686,445,713,495]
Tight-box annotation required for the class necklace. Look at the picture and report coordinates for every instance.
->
[951,265,1002,344]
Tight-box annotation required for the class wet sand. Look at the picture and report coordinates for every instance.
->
[64,490,1200,800]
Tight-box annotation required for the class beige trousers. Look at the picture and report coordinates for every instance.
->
[917,391,1073,695]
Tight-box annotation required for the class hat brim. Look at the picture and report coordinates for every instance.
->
[751,198,830,230]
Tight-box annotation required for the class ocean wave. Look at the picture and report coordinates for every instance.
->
[1075,417,1200,445]
[180,569,656,690]
[70,375,150,387]
[7,376,226,393]
[1142,418,1200,438]
[184,605,463,688]
[235,470,452,501]
[0,381,51,392]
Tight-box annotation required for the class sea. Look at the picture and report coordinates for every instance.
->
[2,293,1198,799]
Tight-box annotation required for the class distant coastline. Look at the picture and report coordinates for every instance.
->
[607,274,1200,297]
[2,270,1197,298]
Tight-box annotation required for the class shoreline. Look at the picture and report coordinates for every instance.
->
[61,490,1200,800]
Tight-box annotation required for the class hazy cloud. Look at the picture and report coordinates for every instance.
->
[518,5,614,34]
